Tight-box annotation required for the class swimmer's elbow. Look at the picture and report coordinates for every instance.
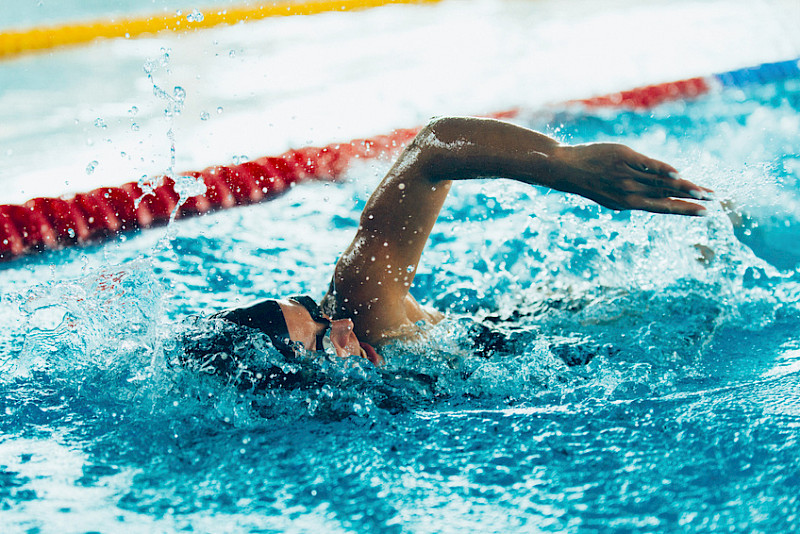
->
[415,116,463,151]
[411,117,467,178]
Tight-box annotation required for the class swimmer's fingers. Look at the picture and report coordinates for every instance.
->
[623,152,678,178]
[624,162,713,200]
[553,143,712,215]
[628,176,714,201]
[626,196,708,216]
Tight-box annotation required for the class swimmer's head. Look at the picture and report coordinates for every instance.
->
[280,298,383,366]
[210,296,382,366]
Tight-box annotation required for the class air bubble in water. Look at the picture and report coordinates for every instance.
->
[86,161,98,174]
[200,111,210,121]
[94,118,107,129]
[216,106,224,114]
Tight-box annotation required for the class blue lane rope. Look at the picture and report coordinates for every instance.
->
[714,58,800,87]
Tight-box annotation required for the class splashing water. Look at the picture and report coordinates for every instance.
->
[2,79,800,532]
[141,50,205,214]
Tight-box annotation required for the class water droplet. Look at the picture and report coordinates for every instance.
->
[173,173,207,201]
[173,86,186,101]
[86,161,98,174]
[131,123,140,132]
[129,106,139,116]
[406,265,415,272]
[398,183,405,190]
[186,9,204,22]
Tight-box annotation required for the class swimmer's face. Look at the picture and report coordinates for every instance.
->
[280,299,378,364]
[328,318,367,360]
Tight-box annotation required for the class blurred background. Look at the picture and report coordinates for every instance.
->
[1,0,798,204]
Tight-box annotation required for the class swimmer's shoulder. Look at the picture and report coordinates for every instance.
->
[402,294,444,326]
[322,290,444,346]
[371,295,445,346]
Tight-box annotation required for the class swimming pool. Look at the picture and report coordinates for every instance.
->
[3,2,800,533]
[2,69,799,532]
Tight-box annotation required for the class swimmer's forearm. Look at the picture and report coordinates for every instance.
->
[413,116,710,215]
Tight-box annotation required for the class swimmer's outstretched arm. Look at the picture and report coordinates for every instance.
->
[323,116,712,343]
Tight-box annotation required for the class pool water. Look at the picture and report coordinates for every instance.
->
[1,70,799,532]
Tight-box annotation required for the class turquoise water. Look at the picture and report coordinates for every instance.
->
[2,78,800,532]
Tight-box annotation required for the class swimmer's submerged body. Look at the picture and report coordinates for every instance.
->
[184,116,712,375]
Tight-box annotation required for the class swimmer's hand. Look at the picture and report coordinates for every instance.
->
[551,143,712,216]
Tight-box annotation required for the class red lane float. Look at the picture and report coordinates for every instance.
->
[570,77,710,109]
[0,127,419,262]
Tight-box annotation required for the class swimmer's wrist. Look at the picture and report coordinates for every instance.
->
[539,144,584,193]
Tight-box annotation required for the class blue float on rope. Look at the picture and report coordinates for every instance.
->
[714,58,800,87]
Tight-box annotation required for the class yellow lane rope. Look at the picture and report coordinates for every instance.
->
[0,0,441,60]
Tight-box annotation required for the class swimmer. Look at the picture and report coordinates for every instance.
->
[186,116,712,372]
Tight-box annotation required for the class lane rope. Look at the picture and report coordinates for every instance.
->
[570,59,800,109]
[0,0,441,60]
[1,57,798,263]
[0,128,419,261]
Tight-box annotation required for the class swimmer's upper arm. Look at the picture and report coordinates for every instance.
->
[326,121,453,340]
